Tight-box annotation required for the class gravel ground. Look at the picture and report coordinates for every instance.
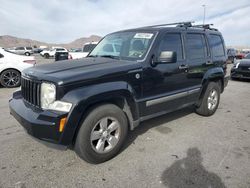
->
[0,55,250,188]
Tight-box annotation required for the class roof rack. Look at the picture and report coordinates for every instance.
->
[136,21,194,29]
[191,24,218,31]
[135,21,217,31]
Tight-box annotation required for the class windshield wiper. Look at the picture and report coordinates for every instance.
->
[99,55,120,60]
[87,55,98,57]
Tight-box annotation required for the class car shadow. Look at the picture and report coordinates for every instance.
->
[231,78,250,82]
[121,106,195,153]
[161,147,226,188]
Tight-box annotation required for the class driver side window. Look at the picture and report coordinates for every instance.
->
[158,33,183,60]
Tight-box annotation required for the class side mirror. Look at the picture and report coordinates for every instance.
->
[158,51,177,64]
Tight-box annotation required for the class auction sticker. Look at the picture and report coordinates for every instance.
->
[134,33,153,39]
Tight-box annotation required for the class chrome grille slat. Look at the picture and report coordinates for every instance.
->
[21,77,41,107]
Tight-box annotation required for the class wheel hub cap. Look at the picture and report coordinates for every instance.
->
[207,89,218,110]
[90,117,121,154]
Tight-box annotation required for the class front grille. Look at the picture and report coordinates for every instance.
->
[21,77,41,107]
[240,66,250,71]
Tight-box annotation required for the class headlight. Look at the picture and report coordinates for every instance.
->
[41,82,56,109]
[41,82,72,112]
[235,62,240,69]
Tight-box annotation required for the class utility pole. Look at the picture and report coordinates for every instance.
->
[202,4,206,25]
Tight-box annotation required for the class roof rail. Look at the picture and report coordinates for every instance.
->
[136,21,194,29]
[131,22,218,31]
[189,24,218,31]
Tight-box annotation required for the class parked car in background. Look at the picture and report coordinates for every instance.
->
[33,48,43,53]
[69,42,98,59]
[0,47,35,88]
[7,47,33,56]
[69,48,82,52]
[227,48,237,63]
[236,53,245,59]
[231,57,250,80]
[40,47,68,59]
[244,53,250,59]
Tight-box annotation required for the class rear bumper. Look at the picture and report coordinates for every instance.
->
[9,91,69,146]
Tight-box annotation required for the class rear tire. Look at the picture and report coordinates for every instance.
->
[0,69,21,88]
[25,52,30,56]
[44,53,49,59]
[195,82,220,116]
[75,104,128,163]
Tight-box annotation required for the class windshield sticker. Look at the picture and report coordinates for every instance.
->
[134,33,153,39]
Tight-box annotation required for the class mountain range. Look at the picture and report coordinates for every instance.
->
[0,35,102,49]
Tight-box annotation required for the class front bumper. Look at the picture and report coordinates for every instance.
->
[9,91,69,145]
[231,68,250,79]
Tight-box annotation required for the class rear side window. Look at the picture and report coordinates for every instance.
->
[0,53,4,58]
[56,48,65,51]
[16,47,25,50]
[209,35,225,57]
[186,34,207,59]
[26,47,32,50]
[158,33,183,60]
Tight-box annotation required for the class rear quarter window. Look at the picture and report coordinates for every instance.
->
[209,34,225,57]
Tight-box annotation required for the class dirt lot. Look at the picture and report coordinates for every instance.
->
[0,55,250,188]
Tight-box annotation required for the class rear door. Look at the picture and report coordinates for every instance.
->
[184,32,211,102]
[16,47,25,55]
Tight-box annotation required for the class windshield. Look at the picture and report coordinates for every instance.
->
[89,31,155,61]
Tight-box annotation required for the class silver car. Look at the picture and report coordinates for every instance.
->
[8,47,34,56]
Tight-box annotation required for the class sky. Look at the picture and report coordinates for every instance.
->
[0,0,250,46]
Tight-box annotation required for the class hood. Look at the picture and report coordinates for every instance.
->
[238,59,250,67]
[23,57,142,85]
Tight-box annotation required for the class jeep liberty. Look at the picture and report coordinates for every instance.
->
[9,22,229,163]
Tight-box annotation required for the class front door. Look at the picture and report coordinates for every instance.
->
[140,32,190,117]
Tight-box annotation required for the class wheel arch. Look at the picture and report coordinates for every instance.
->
[196,67,224,106]
[59,81,140,146]
[0,68,21,76]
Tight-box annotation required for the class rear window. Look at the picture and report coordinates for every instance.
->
[56,48,65,51]
[209,35,225,57]
[83,44,97,52]
[16,47,25,50]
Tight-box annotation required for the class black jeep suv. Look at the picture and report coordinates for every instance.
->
[9,22,229,163]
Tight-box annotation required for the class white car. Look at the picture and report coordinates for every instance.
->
[40,47,68,59]
[69,42,98,59]
[0,48,35,88]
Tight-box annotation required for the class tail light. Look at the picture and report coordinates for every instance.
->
[23,60,36,65]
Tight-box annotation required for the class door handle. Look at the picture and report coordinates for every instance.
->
[178,64,189,70]
[206,61,213,65]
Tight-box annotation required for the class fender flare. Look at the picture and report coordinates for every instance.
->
[59,81,139,145]
[197,67,225,106]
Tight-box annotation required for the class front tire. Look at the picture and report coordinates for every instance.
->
[0,69,21,88]
[75,104,128,163]
[195,82,220,116]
